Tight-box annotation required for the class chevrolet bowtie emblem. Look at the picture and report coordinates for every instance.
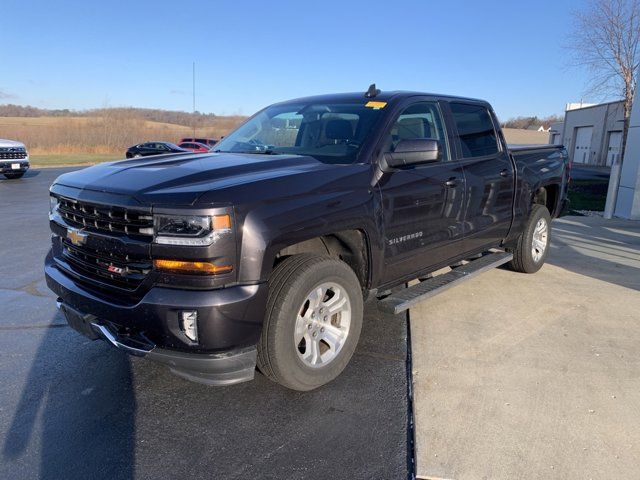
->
[67,228,88,246]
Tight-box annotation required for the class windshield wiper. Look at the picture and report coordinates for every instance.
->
[212,149,281,155]
[237,150,281,155]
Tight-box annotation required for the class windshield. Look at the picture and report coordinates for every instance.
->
[213,101,386,164]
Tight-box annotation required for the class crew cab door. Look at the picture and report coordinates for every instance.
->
[447,102,515,253]
[377,100,465,284]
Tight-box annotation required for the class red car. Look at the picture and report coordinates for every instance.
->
[179,137,218,147]
[177,141,211,153]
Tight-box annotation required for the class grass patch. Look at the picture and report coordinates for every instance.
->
[568,179,609,212]
[30,153,122,167]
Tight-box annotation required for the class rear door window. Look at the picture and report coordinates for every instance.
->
[450,103,499,158]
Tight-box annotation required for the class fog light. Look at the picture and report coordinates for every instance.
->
[180,311,198,342]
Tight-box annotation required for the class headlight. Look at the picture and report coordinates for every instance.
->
[154,214,232,246]
[49,195,59,214]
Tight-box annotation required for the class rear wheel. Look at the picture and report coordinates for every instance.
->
[3,172,25,179]
[257,254,363,391]
[507,204,551,273]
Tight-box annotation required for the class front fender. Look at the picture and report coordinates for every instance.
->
[235,189,378,285]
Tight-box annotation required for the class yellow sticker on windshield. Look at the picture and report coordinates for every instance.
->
[365,101,387,109]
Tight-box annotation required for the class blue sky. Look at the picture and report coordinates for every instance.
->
[0,0,608,120]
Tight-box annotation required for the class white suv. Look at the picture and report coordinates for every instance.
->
[0,139,30,179]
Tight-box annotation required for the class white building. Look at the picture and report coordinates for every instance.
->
[566,102,596,111]
[615,97,640,219]
[548,121,564,145]
[556,101,625,167]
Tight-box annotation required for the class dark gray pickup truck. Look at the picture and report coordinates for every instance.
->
[46,86,570,390]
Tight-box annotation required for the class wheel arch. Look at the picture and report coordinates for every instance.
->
[532,183,560,217]
[274,229,371,291]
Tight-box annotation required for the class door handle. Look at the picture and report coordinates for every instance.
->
[444,177,459,187]
[500,169,512,177]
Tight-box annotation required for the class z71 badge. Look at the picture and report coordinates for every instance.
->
[107,265,125,275]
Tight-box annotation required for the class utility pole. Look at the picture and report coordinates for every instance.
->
[192,61,196,138]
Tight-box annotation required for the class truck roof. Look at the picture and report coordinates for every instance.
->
[274,90,489,107]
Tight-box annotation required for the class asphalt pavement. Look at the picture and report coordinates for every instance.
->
[570,164,611,182]
[0,168,411,480]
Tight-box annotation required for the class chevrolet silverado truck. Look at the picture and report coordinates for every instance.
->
[0,139,30,179]
[45,87,569,391]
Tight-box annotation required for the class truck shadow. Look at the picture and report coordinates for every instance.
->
[2,314,135,480]
[2,302,410,479]
[0,170,40,181]
[547,216,640,291]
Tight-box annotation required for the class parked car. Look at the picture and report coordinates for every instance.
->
[178,141,211,153]
[179,137,218,147]
[125,142,189,158]
[46,87,570,391]
[0,139,30,179]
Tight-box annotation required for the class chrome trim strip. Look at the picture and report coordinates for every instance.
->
[91,323,154,357]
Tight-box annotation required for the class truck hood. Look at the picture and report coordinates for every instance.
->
[0,139,26,149]
[53,152,367,207]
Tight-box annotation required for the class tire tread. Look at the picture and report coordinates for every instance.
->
[257,253,363,390]
[507,204,551,273]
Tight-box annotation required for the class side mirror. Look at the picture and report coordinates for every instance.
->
[382,139,441,169]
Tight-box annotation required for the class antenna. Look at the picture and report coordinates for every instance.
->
[192,61,196,138]
[365,83,380,98]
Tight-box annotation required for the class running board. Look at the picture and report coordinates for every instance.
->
[378,251,513,315]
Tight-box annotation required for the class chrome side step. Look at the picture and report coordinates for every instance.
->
[378,251,513,315]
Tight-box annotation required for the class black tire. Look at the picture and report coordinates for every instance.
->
[257,254,364,391]
[3,172,25,179]
[507,204,551,273]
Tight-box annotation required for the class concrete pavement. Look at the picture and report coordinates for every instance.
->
[410,215,640,479]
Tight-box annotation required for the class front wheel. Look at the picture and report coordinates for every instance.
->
[257,254,363,391]
[507,204,551,273]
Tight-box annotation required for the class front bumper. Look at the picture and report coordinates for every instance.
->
[46,250,268,385]
[57,301,257,385]
[0,159,29,174]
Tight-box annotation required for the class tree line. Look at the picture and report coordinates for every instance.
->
[500,115,564,130]
[0,104,234,128]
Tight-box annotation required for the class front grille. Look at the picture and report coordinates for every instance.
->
[0,152,27,160]
[57,197,154,240]
[61,238,152,290]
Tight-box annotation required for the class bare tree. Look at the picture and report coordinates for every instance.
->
[569,0,640,159]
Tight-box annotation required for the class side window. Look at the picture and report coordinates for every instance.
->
[450,103,499,158]
[386,102,449,160]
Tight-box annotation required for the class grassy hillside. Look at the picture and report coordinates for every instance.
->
[0,111,245,157]
[29,153,122,167]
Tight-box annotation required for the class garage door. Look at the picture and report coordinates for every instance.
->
[606,131,622,166]
[573,126,593,164]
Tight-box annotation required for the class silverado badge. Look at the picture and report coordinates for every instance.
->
[67,228,88,246]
